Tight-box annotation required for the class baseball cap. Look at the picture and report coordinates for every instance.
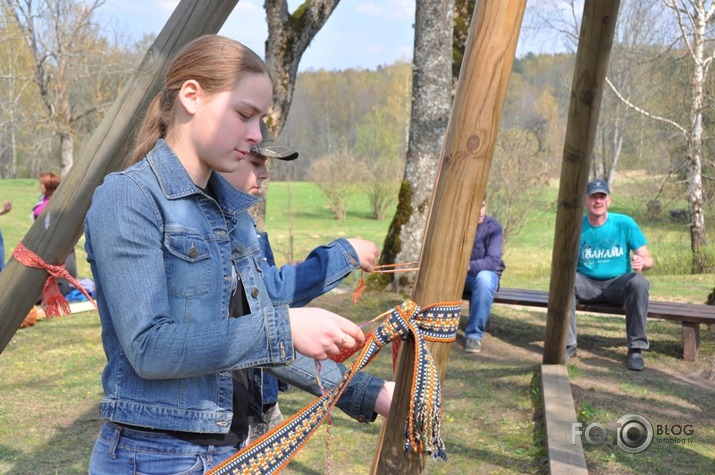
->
[251,121,299,161]
[587,178,610,196]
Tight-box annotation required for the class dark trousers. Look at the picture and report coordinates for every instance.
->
[567,272,650,350]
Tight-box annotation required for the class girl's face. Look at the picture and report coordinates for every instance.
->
[172,72,273,185]
[224,153,269,195]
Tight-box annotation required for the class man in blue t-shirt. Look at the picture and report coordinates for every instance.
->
[566,179,654,371]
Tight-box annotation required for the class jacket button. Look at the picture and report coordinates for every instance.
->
[357,415,366,423]
[188,246,198,258]
[235,244,244,253]
[251,288,259,298]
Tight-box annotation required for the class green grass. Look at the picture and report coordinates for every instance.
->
[0,177,714,474]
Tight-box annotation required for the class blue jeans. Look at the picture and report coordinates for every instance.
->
[89,422,239,474]
[464,270,500,340]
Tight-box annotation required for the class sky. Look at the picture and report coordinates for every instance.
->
[98,0,566,72]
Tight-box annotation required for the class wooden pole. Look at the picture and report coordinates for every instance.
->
[0,0,239,355]
[542,0,621,365]
[372,1,527,472]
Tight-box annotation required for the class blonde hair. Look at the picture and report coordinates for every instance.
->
[128,35,271,165]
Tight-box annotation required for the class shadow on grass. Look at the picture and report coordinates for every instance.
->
[481,307,715,474]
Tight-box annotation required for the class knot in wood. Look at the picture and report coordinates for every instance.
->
[467,134,480,151]
[578,89,596,105]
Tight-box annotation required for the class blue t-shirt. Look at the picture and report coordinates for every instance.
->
[577,212,647,280]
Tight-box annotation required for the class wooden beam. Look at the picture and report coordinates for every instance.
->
[0,0,239,355]
[543,0,621,364]
[371,1,527,472]
[541,364,588,474]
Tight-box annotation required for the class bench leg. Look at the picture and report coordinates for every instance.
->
[682,323,700,362]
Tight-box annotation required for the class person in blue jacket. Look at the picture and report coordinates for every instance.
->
[84,35,369,474]
[462,197,506,354]
[221,121,393,442]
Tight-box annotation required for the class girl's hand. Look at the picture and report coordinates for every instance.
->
[1,201,11,214]
[288,307,365,361]
[346,238,379,272]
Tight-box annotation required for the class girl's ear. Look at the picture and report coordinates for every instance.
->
[177,79,202,115]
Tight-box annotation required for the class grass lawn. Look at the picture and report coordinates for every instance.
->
[0,177,714,474]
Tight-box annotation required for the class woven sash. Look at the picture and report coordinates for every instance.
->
[209,299,461,475]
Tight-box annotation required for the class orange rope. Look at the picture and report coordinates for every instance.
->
[12,243,97,318]
[352,262,420,303]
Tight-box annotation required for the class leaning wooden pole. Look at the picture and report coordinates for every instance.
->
[0,0,239,355]
[542,0,621,365]
[372,1,526,473]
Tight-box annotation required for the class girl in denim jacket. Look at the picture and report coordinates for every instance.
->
[85,35,365,474]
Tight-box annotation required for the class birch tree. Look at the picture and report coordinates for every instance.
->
[662,0,712,270]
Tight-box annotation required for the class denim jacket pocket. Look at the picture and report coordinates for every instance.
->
[165,229,211,297]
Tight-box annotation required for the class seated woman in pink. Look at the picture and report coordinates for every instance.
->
[32,172,61,220]
[32,172,77,293]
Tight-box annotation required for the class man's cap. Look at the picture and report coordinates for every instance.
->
[251,121,299,161]
[587,178,610,196]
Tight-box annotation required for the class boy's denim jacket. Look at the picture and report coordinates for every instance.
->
[258,233,384,423]
[84,140,295,434]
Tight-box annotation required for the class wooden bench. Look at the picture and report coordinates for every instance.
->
[464,287,715,361]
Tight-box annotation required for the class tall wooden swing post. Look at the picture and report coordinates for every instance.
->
[0,0,239,355]
[371,1,527,473]
[542,0,621,365]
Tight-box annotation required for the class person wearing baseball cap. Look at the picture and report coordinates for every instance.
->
[566,178,654,371]
[220,121,393,441]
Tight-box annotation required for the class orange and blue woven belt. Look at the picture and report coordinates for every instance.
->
[209,299,461,475]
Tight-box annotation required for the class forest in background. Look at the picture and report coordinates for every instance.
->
[3,1,715,246]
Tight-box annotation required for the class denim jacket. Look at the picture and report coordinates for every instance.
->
[257,233,384,422]
[84,140,294,434]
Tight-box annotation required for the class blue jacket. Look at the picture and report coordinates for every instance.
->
[258,233,383,423]
[84,140,294,434]
[468,215,506,276]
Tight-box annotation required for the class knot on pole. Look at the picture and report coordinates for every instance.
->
[12,243,96,318]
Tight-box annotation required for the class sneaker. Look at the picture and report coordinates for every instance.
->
[464,338,482,353]
[626,349,645,371]
[563,344,578,363]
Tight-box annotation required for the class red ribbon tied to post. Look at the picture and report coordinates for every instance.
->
[12,242,96,318]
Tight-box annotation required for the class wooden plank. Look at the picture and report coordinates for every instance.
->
[489,288,715,324]
[372,1,528,472]
[541,364,588,475]
[35,301,97,318]
[543,0,622,365]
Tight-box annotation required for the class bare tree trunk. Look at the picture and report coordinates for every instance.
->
[252,0,340,230]
[380,0,453,291]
